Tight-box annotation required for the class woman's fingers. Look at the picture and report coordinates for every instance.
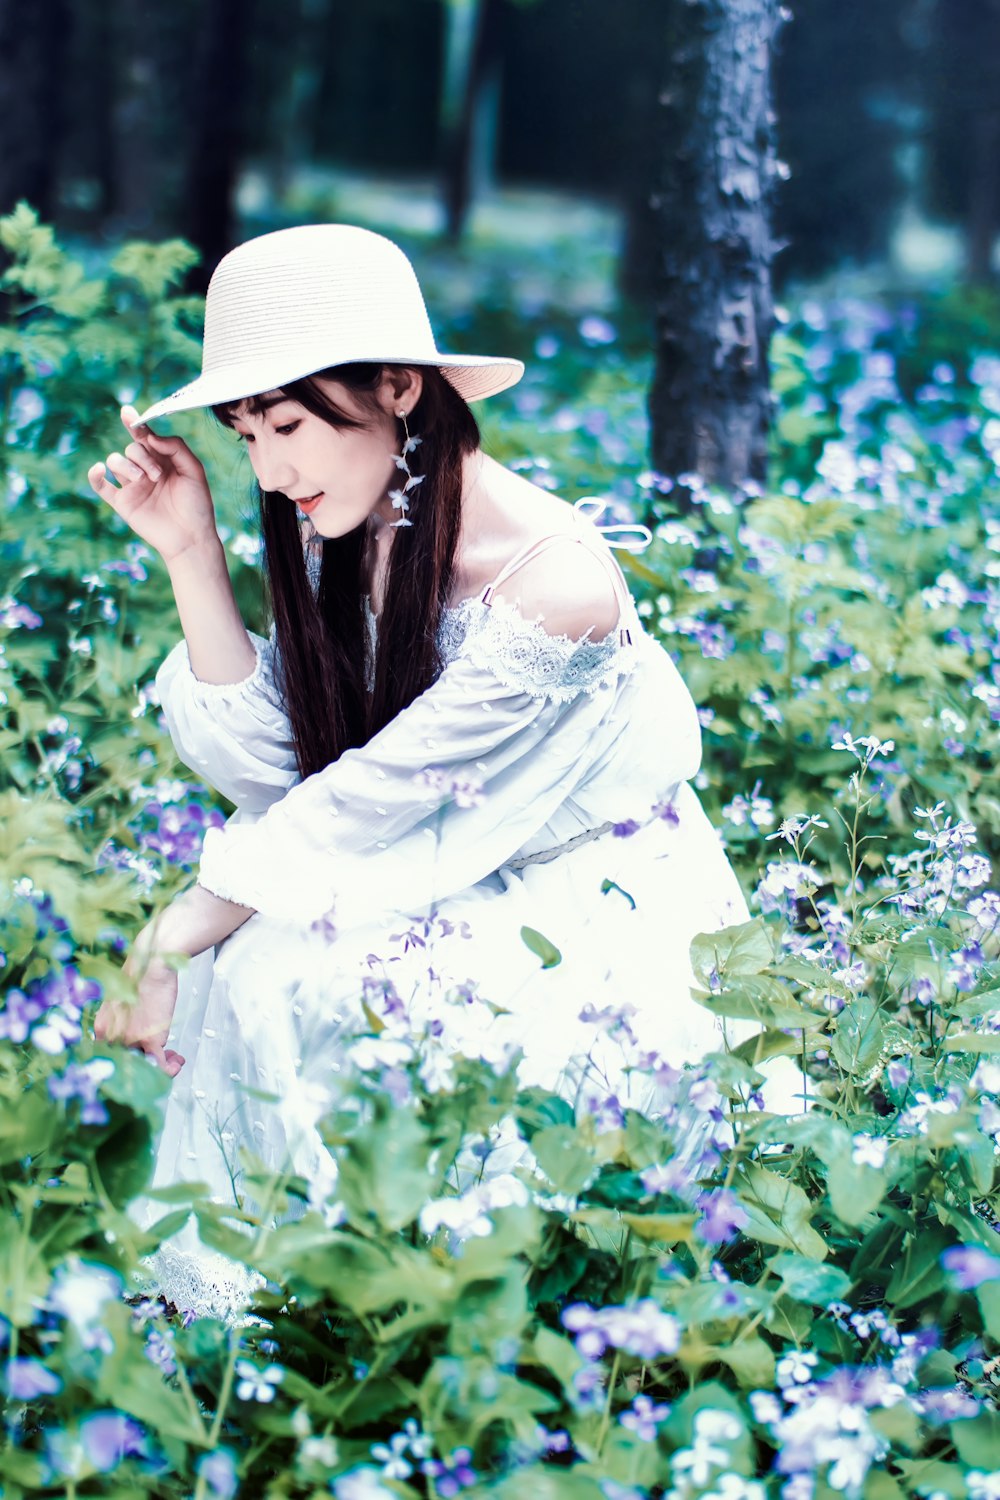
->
[106,451,147,485]
[121,404,205,479]
[124,439,163,482]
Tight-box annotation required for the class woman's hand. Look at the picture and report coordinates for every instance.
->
[87,405,220,564]
[93,885,254,1076]
[94,947,185,1077]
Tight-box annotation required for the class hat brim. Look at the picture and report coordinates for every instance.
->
[134,352,525,426]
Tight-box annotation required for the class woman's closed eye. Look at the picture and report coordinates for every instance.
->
[235,422,301,443]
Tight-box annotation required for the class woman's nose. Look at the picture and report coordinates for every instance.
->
[249,446,295,495]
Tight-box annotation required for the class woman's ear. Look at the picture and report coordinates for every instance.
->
[380,366,423,416]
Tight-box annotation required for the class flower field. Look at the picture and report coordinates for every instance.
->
[2,203,1000,1497]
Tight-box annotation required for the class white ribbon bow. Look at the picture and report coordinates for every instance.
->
[573,496,653,553]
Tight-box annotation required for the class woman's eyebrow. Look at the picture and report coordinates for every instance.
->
[231,396,295,425]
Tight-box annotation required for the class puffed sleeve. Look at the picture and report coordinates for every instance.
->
[155,629,299,814]
[196,647,633,927]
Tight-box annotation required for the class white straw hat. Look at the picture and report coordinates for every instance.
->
[135,223,525,425]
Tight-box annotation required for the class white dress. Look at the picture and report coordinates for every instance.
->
[129,514,752,1316]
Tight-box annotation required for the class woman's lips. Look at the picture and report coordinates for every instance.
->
[297,493,323,513]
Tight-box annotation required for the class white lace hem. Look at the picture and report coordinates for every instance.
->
[132,1240,267,1323]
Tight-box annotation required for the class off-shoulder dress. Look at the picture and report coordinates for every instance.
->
[129,510,751,1315]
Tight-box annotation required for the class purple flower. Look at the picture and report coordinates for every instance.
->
[640,1160,691,1197]
[135,797,225,868]
[196,1448,240,1499]
[421,1447,477,1497]
[695,1188,750,1244]
[579,314,617,346]
[620,1392,671,1441]
[613,819,641,838]
[562,1299,680,1360]
[5,1357,62,1400]
[80,1411,147,1471]
[1,601,43,629]
[941,1245,1000,1290]
[47,1058,114,1125]
[0,988,46,1042]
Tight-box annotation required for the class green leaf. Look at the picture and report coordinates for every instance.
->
[690,917,773,984]
[894,1460,968,1499]
[521,925,562,968]
[0,1234,50,1327]
[619,1211,697,1243]
[695,977,824,1028]
[717,1333,775,1389]
[951,1408,1000,1468]
[825,1155,888,1228]
[976,1278,1000,1339]
[767,1253,852,1305]
[531,1124,597,1195]
[736,1164,828,1259]
[831,997,885,1076]
[885,1227,950,1310]
[338,1101,441,1233]
[942,1031,1000,1053]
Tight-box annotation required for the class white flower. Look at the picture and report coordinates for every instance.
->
[48,1260,122,1327]
[333,1468,397,1500]
[235,1359,283,1403]
[419,1174,529,1241]
[347,1036,413,1073]
[851,1133,888,1169]
[300,1436,340,1466]
[776,1350,818,1387]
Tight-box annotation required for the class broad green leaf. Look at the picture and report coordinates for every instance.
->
[831,997,885,1076]
[531,1124,596,1195]
[736,1163,828,1259]
[690,917,773,983]
[767,1253,852,1305]
[885,1227,950,1310]
[950,1408,1000,1469]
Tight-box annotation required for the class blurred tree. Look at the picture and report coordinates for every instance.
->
[440,0,506,240]
[771,0,911,284]
[922,0,1000,284]
[648,0,783,490]
[180,0,252,290]
[306,0,444,173]
[0,0,68,222]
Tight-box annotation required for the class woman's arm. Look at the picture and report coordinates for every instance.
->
[163,540,258,686]
[92,885,254,1075]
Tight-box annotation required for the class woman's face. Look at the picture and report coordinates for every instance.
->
[229,373,416,539]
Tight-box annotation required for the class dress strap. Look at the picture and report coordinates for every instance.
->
[480,504,643,646]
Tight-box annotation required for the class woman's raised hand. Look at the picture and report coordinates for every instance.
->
[87,405,220,564]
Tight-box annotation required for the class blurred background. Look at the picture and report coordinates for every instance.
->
[2,0,1000,490]
[2,0,998,288]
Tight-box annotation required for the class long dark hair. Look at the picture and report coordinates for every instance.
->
[212,363,480,778]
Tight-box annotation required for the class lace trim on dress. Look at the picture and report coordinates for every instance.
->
[362,595,635,702]
[132,1239,267,1325]
[436,595,638,702]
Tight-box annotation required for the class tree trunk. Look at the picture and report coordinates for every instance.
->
[648,0,782,493]
[182,0,252,292]
[965,0,1000,284]
[441,0,504,242]
[0,0,68,220]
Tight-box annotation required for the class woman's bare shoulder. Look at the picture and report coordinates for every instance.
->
[452,455,582,599]
[452,457,621,639]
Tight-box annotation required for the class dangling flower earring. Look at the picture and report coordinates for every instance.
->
[387,410,423,529]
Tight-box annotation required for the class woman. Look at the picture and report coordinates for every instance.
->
[88,224,752,1316]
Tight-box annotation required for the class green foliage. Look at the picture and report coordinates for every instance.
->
[1,210,1000,1495]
